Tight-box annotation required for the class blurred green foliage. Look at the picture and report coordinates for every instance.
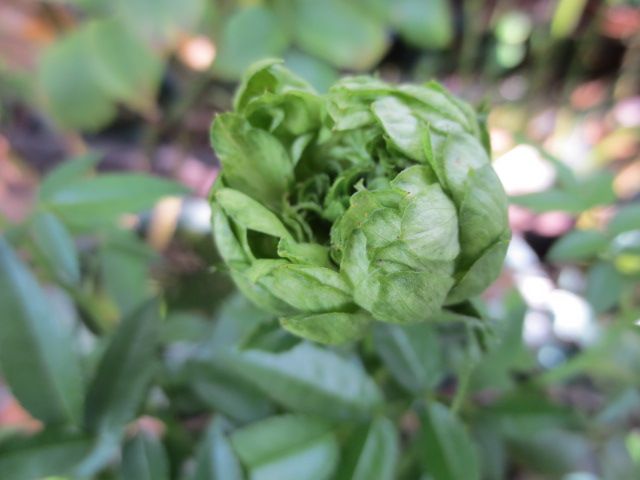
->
[0,0,639,479]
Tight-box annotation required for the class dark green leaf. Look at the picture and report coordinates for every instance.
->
[188,356,273,423]
[547,229,609,262]
[30,211,80,285]
[73,432,121,478]
[86,19,162,113]
[207,293,273,350]
[121,431,169,480]
[336,417,398,480]
[0,238,83,426]
[231,414,339,480]
[0,433,91,480]
[224,342,383,420]
[192,417,243,480]
[389,0,454,49]
[100,232,155,315]
[373,323,443,394]
[419,402,480,480]
[505,428,592,476]
[84,300,160,433]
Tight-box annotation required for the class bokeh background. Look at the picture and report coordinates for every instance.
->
[1,0,640,478]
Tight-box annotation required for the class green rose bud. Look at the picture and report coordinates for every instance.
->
[210,59,510,344]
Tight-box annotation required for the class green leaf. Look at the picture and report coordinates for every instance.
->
[215,188,293,239]
[372,96,424,161]
[509,189,585,213]
[336,417,398,480]
[214,6,290,80]
[283,51,339,93]
[84,300,160,433]
[211,113,293,209]
[44,173,187,229]
[29,212,80,285]
[224,342,383,420]
[469,291,530,391]
[255,264,353,313]
[389,0,454,49]
[73,432,121,478]
[207,293,274,349]
[505,428,591,476]
[193,417,243,480]
[231,414,339,480]
[571,171,616,208]
[373,323,443,394]
[419,402,480,480]
[188,356,274,423]
[446,232,510,304]
[100,232,155,315]
[86,19,162,113]
[511,172,616,214]
[39,153,101,200]
[586,261,625,313]
[281,310,371,345]
[116,0,204,46]
[290,0,388,70]
[277,238,332,267]
[0,238,83,426]
[609,203,640,235]
[160,311,211,344]
[547,229,609,262]
[39,29,116,130]
[121,431,169,480]
[0,433,91,480]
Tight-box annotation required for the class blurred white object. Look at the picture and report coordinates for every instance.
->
[493,144,555,195]
[549,289,597,345]
[523,310,553,347]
